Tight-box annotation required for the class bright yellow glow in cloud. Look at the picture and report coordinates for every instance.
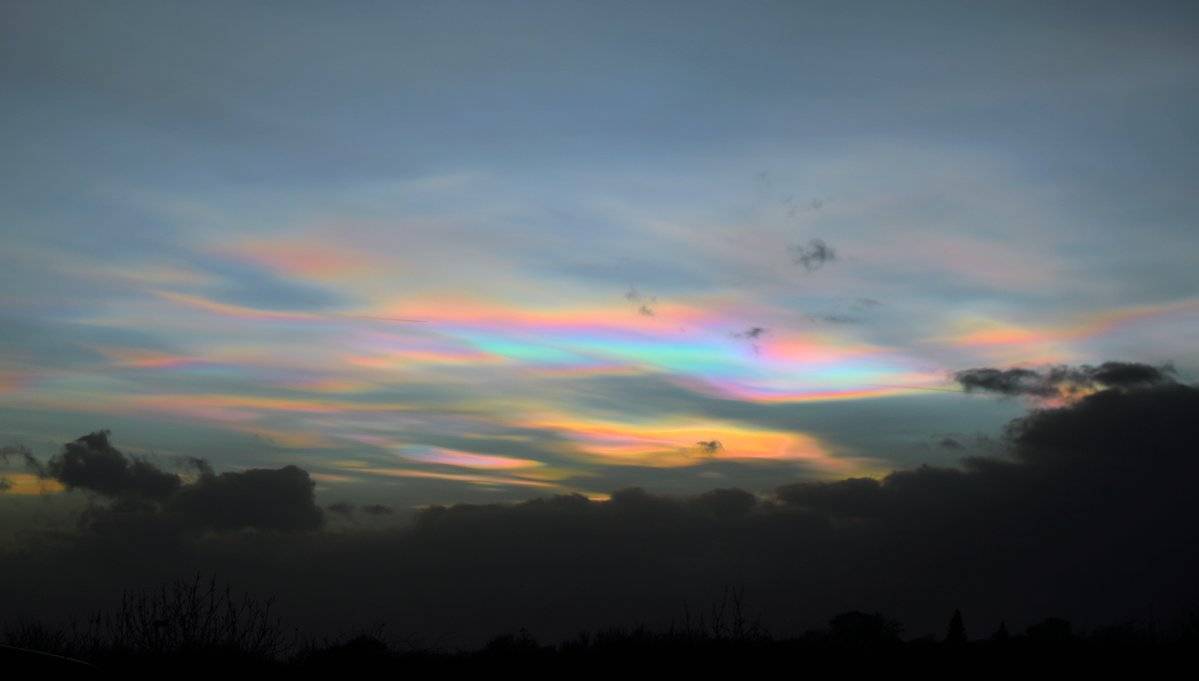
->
[1,474,64,496]
[513,413,863,474]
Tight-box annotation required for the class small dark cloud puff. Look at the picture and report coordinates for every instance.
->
[790,239,836,271]
[807,313,859,325]
[734,327,767,340]
[625,287,658,316]
[732,327,767,354]
[695,440,723,455]
[938,437,965,450]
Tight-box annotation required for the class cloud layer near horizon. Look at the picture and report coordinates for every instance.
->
[3,377,1197,645]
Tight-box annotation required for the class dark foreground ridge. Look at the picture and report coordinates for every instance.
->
[2,576,1196,671]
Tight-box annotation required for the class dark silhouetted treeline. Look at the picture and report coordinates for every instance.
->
[2,576,1196,671]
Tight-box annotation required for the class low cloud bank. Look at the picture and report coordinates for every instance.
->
[5,430,322,534]
[2,364,1197,644]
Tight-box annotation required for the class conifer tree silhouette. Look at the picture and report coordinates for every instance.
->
[944,609,967,645]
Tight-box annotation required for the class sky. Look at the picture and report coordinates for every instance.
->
[2,0,1198,509]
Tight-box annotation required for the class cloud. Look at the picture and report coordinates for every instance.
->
[1005,381,1197,469]
[804,299,883,326]
[3,376,1198,644]
[695,440,723,455]
[955,362,1177,398]
[807,313,859,324]
[181,456,214,479]
[21,431,324,534]
[733,327,767,340]
[954,367,1054,397]
[402,378,1199,638]
[1,443,44,475]
[777,476,887,517]
[45,430,182,501]
[731,327,767,353]
[191,255,346,312]
[169,465,323,533]
[325,501,395,521]
[790,239,836,271]
[692,488,756,518]
[624,287,658,316]
[1085,361,1176,388]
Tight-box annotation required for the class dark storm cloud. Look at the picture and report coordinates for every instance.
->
[1085,361,1176,388]
[955,367,1053,396]
[361,504,393,516]
[327,502,355,517]
[170,465,323,533]
[46,430,182,501]
[19,431,323,534]
[3,376,1198,644]
[777,381,1198,527]
[790,239,836,271]
[1006,381,1197,468]
[955,361,1176,397]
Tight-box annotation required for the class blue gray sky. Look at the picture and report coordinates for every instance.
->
[2,0,1197,508]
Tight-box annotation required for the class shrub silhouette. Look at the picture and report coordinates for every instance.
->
[91,574,291,663]
[676,585,768,642]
